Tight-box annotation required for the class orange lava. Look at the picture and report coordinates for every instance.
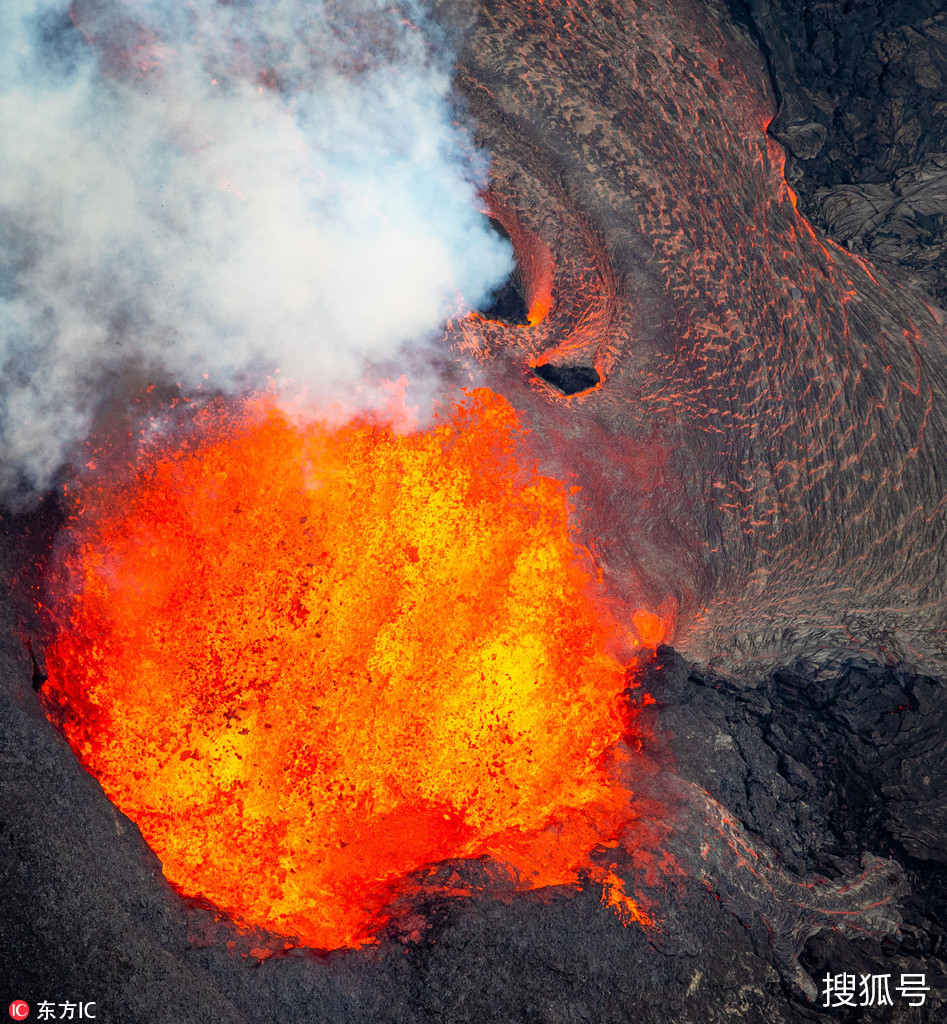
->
[485,194,555,328]
[601,869,654,929]
[42,390,651,949]
[527,291,553,327]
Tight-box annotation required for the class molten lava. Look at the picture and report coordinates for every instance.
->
[42,390,652,949]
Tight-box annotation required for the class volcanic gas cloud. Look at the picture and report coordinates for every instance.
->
[42,391,660,948]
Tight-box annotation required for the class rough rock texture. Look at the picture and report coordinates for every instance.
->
[639,648,947,1018]
[731,0,947,303]
[446,0,947,680]
[3,0,947,1022]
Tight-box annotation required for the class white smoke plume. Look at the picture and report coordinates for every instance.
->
[0,0,512,501]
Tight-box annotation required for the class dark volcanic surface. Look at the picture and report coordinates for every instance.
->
[4,0,947,1021]
[4,592,947,1021]
[448,0,947,680]
[732,0,947,305]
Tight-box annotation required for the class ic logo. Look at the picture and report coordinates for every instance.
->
[8,1003,29,1020]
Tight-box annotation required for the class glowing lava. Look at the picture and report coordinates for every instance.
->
[42,390,651,949]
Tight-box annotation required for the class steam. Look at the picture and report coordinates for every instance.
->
[0,0,512,500]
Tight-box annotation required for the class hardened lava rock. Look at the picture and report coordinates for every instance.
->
[4,0,947,1021]
[662,777,907,1002]
[444,0,947,681]
[731,0,947,304]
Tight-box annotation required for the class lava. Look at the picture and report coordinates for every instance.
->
[447,0,947,677]
[41,390,659,949]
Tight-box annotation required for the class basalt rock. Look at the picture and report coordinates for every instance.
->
[3,1,947,1022]
[638,647,947,1014]
[731,0,947,304]
[811,154,947,299]
[445,0,947,681]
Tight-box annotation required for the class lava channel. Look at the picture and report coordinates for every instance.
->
[40,389,662,949]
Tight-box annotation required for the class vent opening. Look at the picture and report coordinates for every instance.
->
[533,363,601,395]
[479,218,530,325]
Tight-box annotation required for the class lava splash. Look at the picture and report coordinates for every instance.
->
[42,390,650,949]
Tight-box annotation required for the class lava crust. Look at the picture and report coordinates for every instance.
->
[2,1,946,1022]
[445,0,947,679]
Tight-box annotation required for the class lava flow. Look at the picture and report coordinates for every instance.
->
[41,390,659,949]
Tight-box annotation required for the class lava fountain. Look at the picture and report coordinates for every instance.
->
[40,390,663,949]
